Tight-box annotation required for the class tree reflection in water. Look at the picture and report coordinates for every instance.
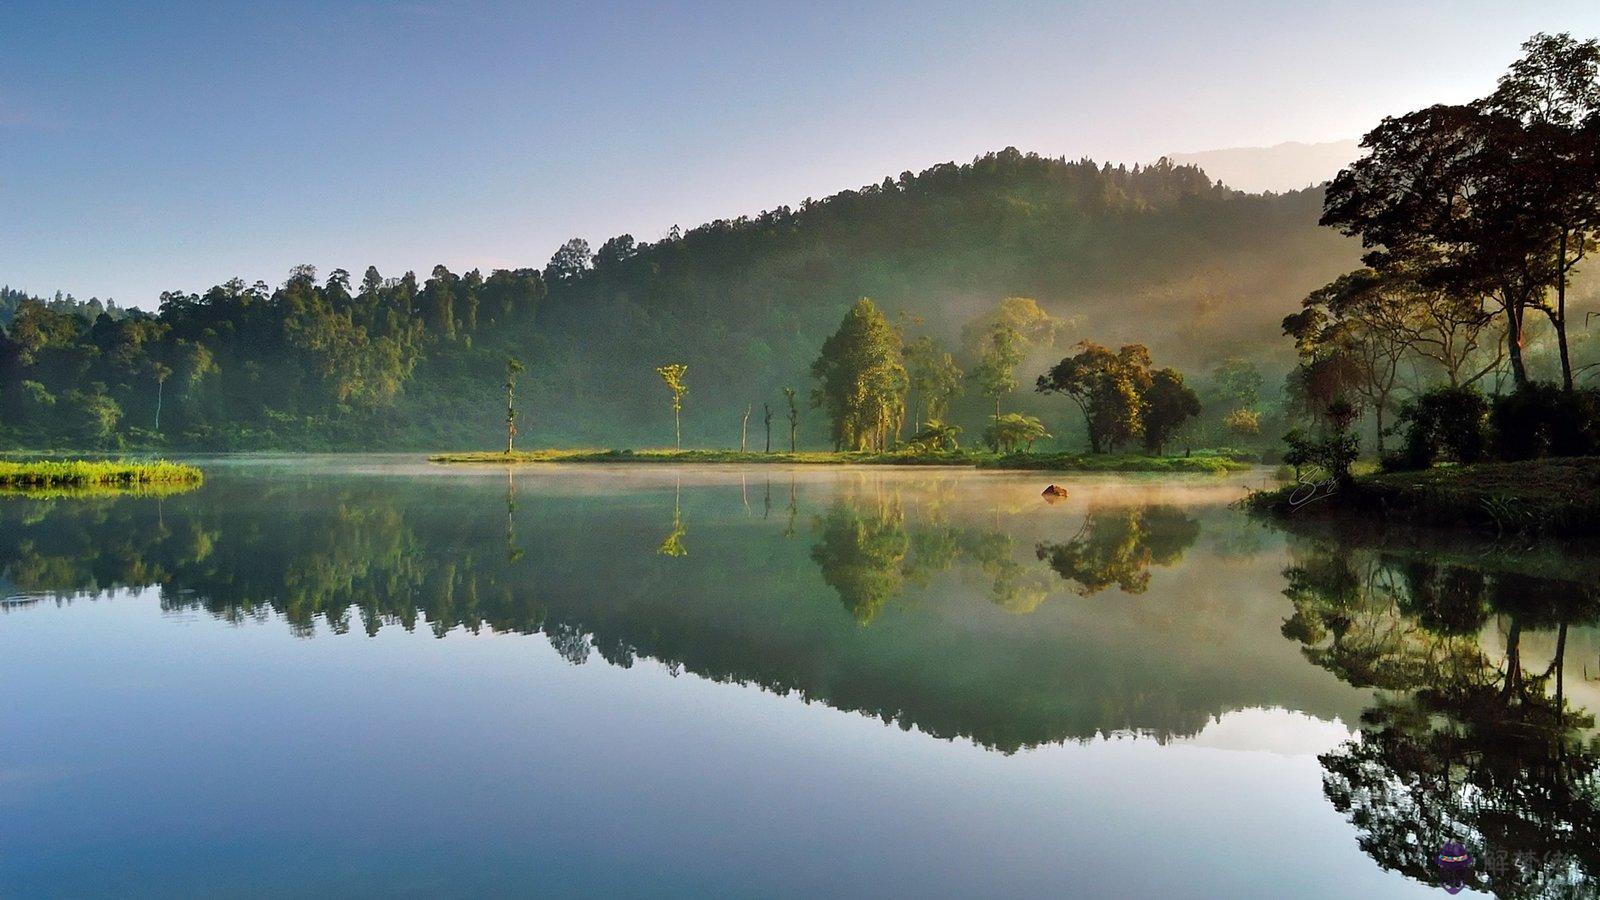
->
[1280,538,1600,897]
[1035,504,1200,595]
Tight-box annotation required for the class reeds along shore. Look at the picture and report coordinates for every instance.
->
[0,459,204,489]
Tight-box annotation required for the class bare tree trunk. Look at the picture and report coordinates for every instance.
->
[1374,396,1386,456]
[674,407,681,451]
[154,378,164,432]
[741,405,750,452]
[764,405,772,453]
[1557,228,1573,391]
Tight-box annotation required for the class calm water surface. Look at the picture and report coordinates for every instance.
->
[1,457,1594,897]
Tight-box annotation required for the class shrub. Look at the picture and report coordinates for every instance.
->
[1283,426,1360,485]
[1490,383,1600,461]
[983,413,1049,453]
[1223,407,1261,436]
[1392,386,1490,470]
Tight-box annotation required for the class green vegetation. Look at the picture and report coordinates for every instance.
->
[2,148,1351,453]
[0,459,202,491]
[1246,456,1600,535]
[1260,33,1600,533]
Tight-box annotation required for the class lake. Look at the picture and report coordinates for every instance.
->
[1,457,1593,897]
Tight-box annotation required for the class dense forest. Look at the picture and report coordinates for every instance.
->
[3,149,1360,451]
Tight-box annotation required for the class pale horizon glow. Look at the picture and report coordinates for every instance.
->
[3,0,1598,306]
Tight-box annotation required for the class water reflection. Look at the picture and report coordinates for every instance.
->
[1279,535,1600,896]
[1036,504,1199,595]
[5,463,1599,894]
[0,467,1358,752]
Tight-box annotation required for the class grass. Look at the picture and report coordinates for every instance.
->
[0,459,204,492]
[429,447,1254,473]
[1245,456,1600,535]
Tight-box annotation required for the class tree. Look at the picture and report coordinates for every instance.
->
[149,361,172,433]
[1211,357,1263,409]
[656,364,689,450]
[1322,104,1540,387]
[905,419,961,452]
[1141,368,1200,454]
[763,403,773,453]
[1284,270,1413,452]
[1223,408,1261,437]
[1484,32,1600,391]
[67,388,121,448]
[965,297,1062,417]
[810,299,907,452]
[983,413,1050,453]
[504,356,524,454]
[903,335,963,428]
[740,404,751,452]
[784,388,799,452]
[544,238,592,284]
[1036,342,1152,452]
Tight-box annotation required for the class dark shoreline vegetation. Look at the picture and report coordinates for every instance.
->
[0,459,203,492]
[429,448,1254,473]
[1245,456,1600,535]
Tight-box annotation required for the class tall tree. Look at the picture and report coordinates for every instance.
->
[1142,368,1200,455]
[965,297,1062,417]
[656,364,689,450]
[810,299,907,452]
[1322,104,1540,387]
[784,388,799,452]
[150,361,172,433]
[1036,342,1152,453]
[1485,32,1600,390]
[903,335,963,428]
[505,356,524,454]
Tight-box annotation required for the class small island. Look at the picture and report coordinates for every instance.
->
[0,459,204,493]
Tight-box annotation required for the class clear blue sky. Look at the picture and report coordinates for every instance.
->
[4,0,1597,307]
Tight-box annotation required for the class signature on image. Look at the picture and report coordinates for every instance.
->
[1287,471,1339,508]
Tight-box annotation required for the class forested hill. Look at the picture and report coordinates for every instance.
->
[2,148,1356,451]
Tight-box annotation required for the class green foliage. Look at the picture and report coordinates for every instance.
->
[904,418,962,452]
[6,148,1358,452]
[809,299,907,451]
[903,335,963,427]
[1282,426,1360,486]
[1223,407,1261,436]
[982,413,1049,453]
[1489,383,1600,461]
[1390,385,1491,470]
[1035,342,1154,452]
[655,363,689,449]
[0,458,202,490]
[1141,368,1201,454]
[1211,357,1263,408]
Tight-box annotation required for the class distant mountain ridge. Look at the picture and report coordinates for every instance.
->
[1168,140,1360,194]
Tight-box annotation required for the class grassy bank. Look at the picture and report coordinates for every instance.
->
[429,448,1252,473]
[0,459,204,491]
[1245,456,1600,535]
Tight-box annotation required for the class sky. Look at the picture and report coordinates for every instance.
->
[4,0,1599,308]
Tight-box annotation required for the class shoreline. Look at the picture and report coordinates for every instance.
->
[427,448,1254,474]
[1244,456,1600,536]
